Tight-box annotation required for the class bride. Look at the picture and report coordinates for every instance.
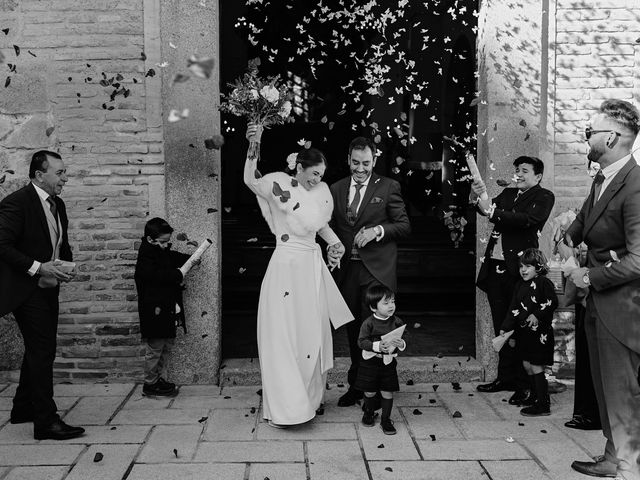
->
[244,124,353,427]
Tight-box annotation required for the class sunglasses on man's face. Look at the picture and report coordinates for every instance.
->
[584,127,622,140]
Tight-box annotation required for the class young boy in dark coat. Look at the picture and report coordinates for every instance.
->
[135,217,191,396]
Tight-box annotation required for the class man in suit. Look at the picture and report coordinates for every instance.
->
[565,99,640,480]
[0,150,85,440]
[472,156,555,405]
[329,137,411,407]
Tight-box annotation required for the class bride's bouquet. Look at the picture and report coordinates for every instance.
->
[219,58,293,161]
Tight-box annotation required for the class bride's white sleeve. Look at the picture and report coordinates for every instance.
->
[243,154,271,199]
[317,225,340,246]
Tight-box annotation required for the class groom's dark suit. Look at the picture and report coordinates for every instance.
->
[330,172,410,386]
[567,157,640,476]
[0,183,72,428]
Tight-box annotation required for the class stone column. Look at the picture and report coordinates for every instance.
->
[157,0,221,383]
[476,0,555,379]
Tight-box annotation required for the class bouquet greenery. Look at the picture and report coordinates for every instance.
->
[219,58,293,161]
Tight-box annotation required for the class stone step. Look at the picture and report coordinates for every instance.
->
[219,356,485,387]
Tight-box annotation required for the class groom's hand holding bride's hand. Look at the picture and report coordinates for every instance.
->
[327,242,345,271]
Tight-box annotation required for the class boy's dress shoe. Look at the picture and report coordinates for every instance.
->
[565,415,602,430]
[476,380,515,393]
[508,389,533,406]
[571,458,617,478]
[34,419,85,440]
[338,389,363,407]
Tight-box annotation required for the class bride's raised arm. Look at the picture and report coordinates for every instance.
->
[243,123,271,199]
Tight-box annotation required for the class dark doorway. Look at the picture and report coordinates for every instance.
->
[220,1,478,359]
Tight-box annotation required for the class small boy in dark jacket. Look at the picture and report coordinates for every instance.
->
[135,217,191,396]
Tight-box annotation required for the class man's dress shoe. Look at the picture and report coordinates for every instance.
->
[34,419,85,440]
[565,415,602,430]
[337,389,363,407]
[476,380,514,393]
[571,459,617,478]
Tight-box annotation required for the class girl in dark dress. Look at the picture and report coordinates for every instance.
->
[501,248,558,416]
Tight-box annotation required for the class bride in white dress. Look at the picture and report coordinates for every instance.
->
[244,124,353,426]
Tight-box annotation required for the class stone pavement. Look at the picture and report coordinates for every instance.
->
[0,381,610,480]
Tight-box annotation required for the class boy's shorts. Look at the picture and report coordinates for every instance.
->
[354,356,400,392]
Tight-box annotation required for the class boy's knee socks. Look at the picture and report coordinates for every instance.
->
[381,397,393,421]
[364,395,376,413]
[533,372,549,404]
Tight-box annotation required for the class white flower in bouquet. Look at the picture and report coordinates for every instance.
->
[250,89,259,100]
[279,100,292,118]
[260,85,280,103]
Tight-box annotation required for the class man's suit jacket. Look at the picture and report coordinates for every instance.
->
[567,157,640,354]
[330,173,410,291]
[0,183,72,316]
[477,184,555,291]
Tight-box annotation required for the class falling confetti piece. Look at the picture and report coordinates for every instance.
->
[1,28,8,35]
[377,444,384,448]
[284,291,289,297]
[385,467,393,472]
[247,237,258,243]
[506,436,515,443]
[281,234,289,242]
[28,50,36,57]
[172,73,190,84]
[173,448,178,458]
[432,384,439,392]
[4,77,10,88]
[452,411,462,418]
[413,408,422,415]
[13,45,19,56]
[413,322,421,328]
[238,267,246,274]
[518,422,524,426]
[540,429,547,433]
[45,127,55,137]
[293,202,300,211]
[145,68,155,77]
[452,382,461,391]
[198,416,208,423]
[430,434,436,441]
[188,55,215,79]
[406,379,414,386]
[206,208,218,213]
[204,135,225,150]
[429,399,436,404]
[93,452,103,462]
[110,426,117,430]
[168,108,189,123]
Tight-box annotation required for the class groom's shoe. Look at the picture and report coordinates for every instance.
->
[338,388,363,407]
[570,458,617,478]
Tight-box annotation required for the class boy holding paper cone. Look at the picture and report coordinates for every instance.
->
[473,156,555,406]
[355,285,406,435]
[134,217,200,397]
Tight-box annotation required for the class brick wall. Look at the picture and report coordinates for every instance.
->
[0,0,163,381]
[551,1,640,376]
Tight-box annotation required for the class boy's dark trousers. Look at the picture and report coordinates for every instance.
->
[144,337,175,384]
[484,260,528,390]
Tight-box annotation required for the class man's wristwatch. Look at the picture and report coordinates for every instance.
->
[582,269,590,286]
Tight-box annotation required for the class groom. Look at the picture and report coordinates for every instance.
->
[329,137,410,407]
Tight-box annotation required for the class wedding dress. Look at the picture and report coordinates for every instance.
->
[244,157,353,425]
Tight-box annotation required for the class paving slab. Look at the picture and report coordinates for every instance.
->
[218,386,264,406]
[138,425,203,463]
[436,392,501,420]
[256,421,357,441]
[195,440,303,462]
[0,424,150,445]
[203,408,258,441]
[481,459,553,480]
[65,444,139,480]
[312,402,365,423]
[121,394,173,410]
[126,463,246,480]
[248,463,307,480]
[54,397,80,411]
[0,398,12,410]
[169,394,256,410]
[522,438,603,480]
[550,421,604,457]
[417,439,531,460]
[368,460,487,479]
[3,466,68,480]
[63,396,126,426]
[175,385,222,396]
[54,384,134,397]
[457,419,565,440]
[400,406,464,440]
[358,421,421,461]
[0,444,84,465]
[111,408,208,425]
[0,385,16,397]
[307,440,369,480]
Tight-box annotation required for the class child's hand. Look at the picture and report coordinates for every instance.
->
[525,314,539,328]
[379,340,391,353]
[389,338,404,348]
[508,338,516,348]
[192,257,202,267]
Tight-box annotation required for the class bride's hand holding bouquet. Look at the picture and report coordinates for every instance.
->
[220,58,293,161]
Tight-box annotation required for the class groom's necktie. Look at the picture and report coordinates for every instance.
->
[47,196,58,219]
[592,170,605,207]
[348,183,364,217]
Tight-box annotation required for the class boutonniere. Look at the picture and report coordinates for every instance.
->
[371,196,383,204]
[374,178,380,184]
